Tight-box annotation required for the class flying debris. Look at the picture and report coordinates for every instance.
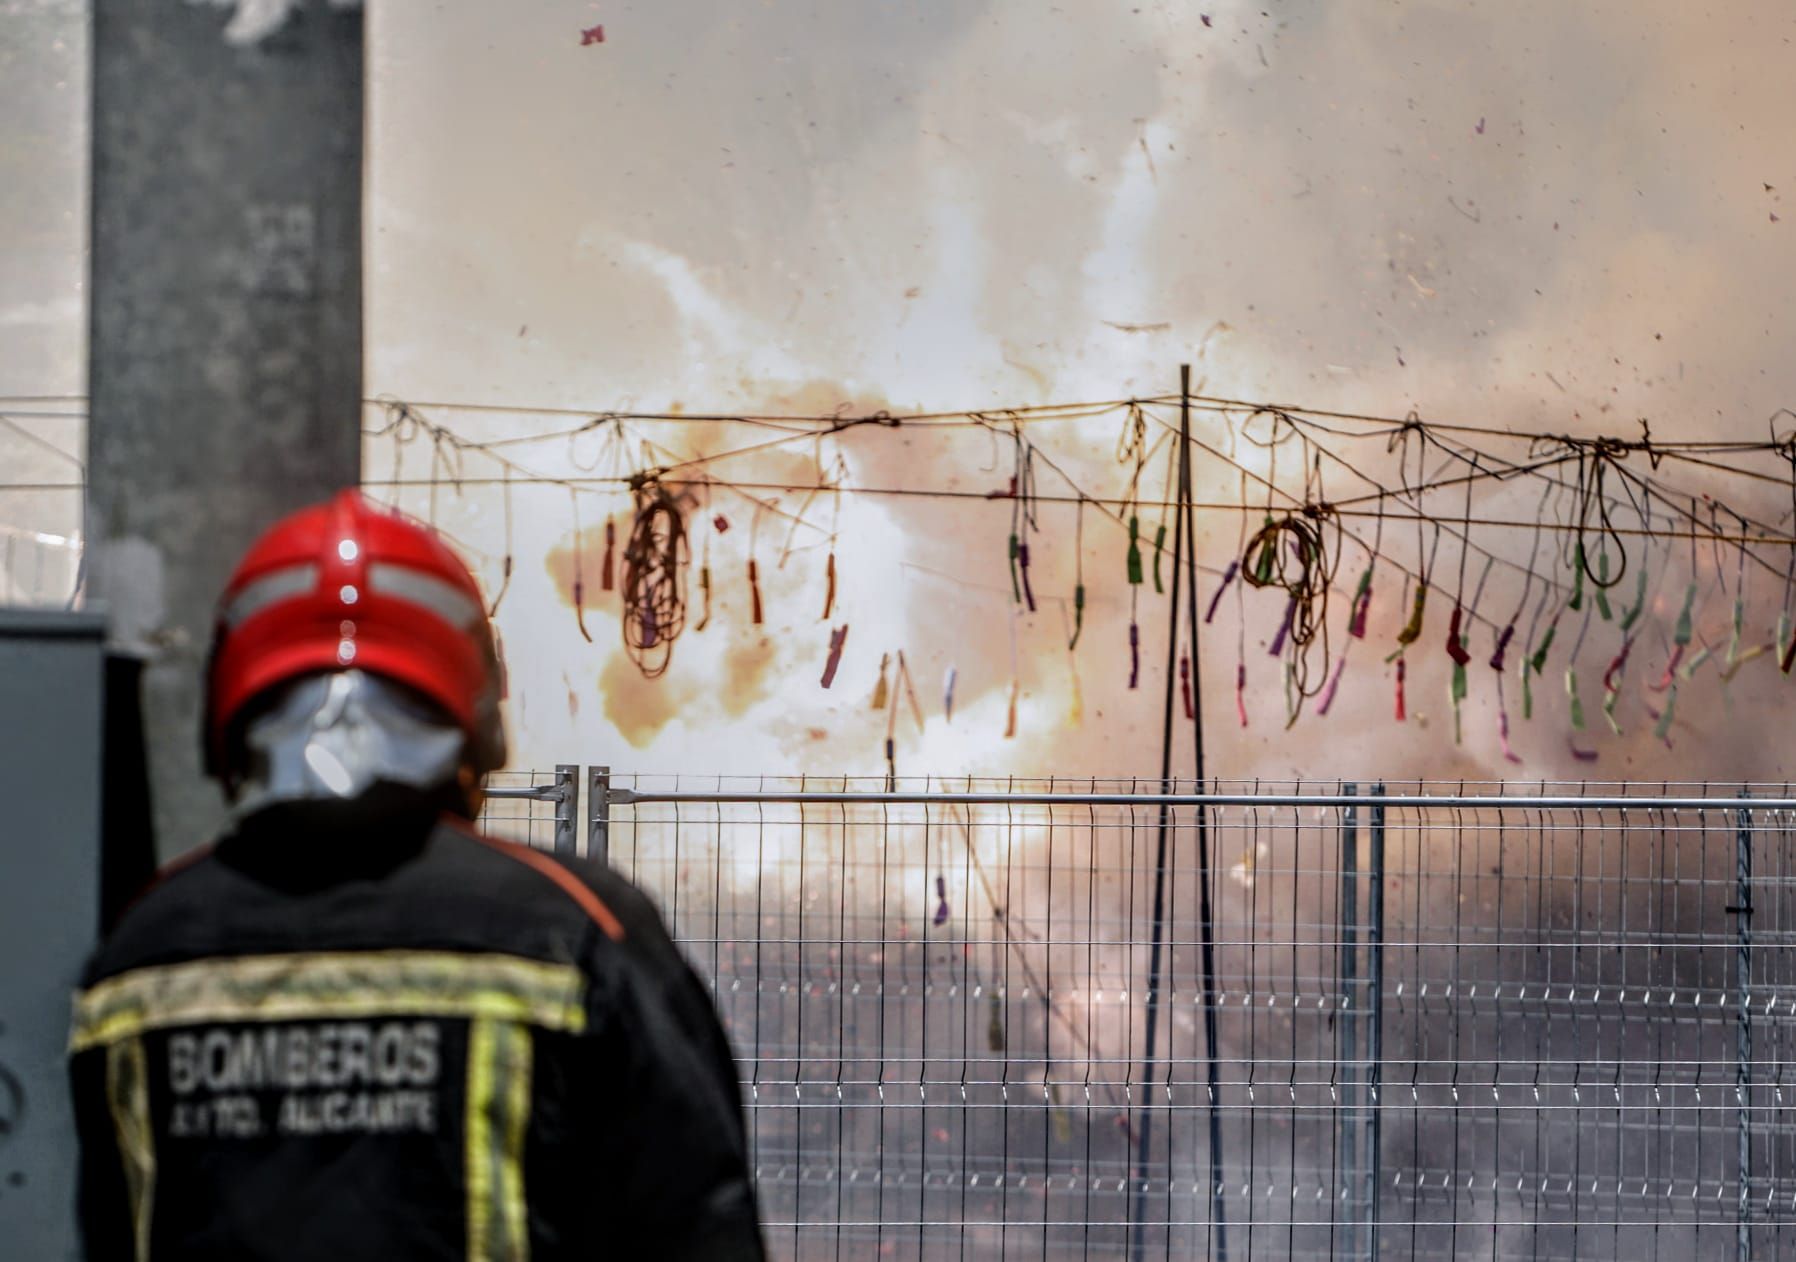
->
[1102,320,1172,334]
[580,24,605,46]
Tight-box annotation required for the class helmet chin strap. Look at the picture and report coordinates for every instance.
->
[230,670,470,822]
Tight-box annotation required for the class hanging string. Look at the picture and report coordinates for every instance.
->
[1378,421,1498,684]
[619,478,689,678]
[486,463,515,617]
[1068,497,1087,650]
[1494,486,1551,673]
[1206,561,1239,624]
[747,499,767,626]
[820,625,849,689]
[1592,545,1613,620]
[898,649,925,730]
[1206,459,1249,626]
[695,525,714,633]
[1151,436,1176,595]
[1388,522,1441,660]
[1240,504,1340,721]
[1678,509,1726,682]
[1268,595,1296,658]
[1646,505,1706,744]
[1119,406,1148,690]
[1494,591,1523,764]
[1315,651,1348,717]
[1520,582,1555,721]
[1445,456,1480,673]
[1595,494,1644,734]
[435,418,468,524]
[1349,497,1385,639]
[1718,514,1763,681]
[1450,555,1494,745]
[1562,432,1633,590]
[1010,429,1039,612]
[883,651,923,788]
[1524,475,1588,718]
[1601,636,1633,736]
[1052,591,1085,726]
[600,515,617,592]
[820,458,843,621]
[1655,500,1704,689]
[1564,452,1609,772]
[1566,601,1595,734]
[569,489,593,644]
[884,662,900,788]
[384,400,416,506]
[1322,498,1383,716]
[871,653,890,711]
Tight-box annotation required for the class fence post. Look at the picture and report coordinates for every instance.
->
[553,764,578,857]
[1336,783,1361,1258]
[587,765,611,865]
[1365,783,1385,1261]
[1734,792,1754,1262]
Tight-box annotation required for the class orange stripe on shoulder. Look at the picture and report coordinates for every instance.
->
[448,820,626,942]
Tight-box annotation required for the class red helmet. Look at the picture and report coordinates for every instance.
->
[204,490,507,780]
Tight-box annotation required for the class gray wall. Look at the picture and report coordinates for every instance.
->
[87,0,363,859]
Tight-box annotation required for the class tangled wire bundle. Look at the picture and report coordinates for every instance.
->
[1241,508,1341,719]
[621,479,689,678]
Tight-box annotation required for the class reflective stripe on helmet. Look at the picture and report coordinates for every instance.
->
[368,560,484,630]
[219,563,320,628]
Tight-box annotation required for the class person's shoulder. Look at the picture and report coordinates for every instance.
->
[434,816,644,945]
[83,843,226,984]
[435,818,685,963]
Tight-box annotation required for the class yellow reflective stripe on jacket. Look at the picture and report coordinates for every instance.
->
[466,1018,533,1262]
[106,1036,155,1262]
[71,951,587,1052]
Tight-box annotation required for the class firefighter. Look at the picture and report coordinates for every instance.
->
[69,490,765,1260]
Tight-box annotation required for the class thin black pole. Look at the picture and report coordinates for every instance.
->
[1336,786,1361,1258]
[1366,786,1387,1259]
[1130,366,1191,1260]
[1734,792,1754,1262]
[1181,364,1229,1258]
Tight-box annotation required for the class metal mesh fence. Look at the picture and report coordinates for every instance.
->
[477,773,1796,1257]
[475,764,577,852]
[573,776,1796,1262]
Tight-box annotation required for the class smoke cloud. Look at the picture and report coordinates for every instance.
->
[4,3,1793,778]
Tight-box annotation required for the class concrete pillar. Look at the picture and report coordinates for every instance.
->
[87,0,363,859]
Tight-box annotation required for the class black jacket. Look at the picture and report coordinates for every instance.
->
[69,804,765,1260]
